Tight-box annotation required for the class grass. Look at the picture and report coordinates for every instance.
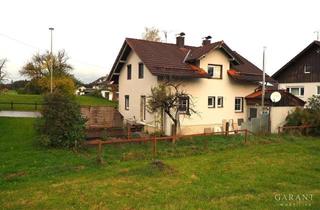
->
[0,117,319,209]
[0,91,117,111]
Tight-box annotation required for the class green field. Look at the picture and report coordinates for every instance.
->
[0,117,319,209]
[0,91,117,110]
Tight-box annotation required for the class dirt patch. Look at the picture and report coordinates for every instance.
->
[150,160,177,174]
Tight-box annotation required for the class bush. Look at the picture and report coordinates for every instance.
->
[285,95,320,135]
[37,90,87,149]
[88,89,103,98]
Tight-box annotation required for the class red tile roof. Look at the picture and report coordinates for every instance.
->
[108,38,276,84]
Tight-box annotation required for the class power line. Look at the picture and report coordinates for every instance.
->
[0,32,107,69]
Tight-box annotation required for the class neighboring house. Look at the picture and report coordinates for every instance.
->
[107,34,276,135]
[272,41,320,101]
[75,86,87,96]
[244,88,305,133]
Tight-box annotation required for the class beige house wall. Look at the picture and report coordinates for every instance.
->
[278,82,320,102]
[270,106,296,133]
[176,49,257,135]
[119,49,261,135]
[118,51,158,128]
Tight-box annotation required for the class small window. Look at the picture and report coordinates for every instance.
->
[217,96,223,108]
[127,64,132,80]
[207,64,222,79]
[125,95,129,110]
[304,64,311,74]
[249,108,257,120]
[208,96,215,108]
[287,87,304,96]
[235,97,243,112]
[178,96,189,113]
[317,86,320,95]
[237,118,244,126]
[138,63,144,79]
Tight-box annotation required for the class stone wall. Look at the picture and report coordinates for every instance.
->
[81,106,123,129]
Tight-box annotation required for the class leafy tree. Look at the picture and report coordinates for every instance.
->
[147,81,197,135]
[286,95,320,135]
[142,27,161,42]
[20,50,77,94]
[37,90,87,149]
[20,50,72,79]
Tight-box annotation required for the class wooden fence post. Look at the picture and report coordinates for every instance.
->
[278,126,281,135]
[152,136,157,159]
[11,101,13,110]
[97,141,104,164]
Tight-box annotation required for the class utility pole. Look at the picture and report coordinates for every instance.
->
[261,46,266,113]
[49,27,54,93]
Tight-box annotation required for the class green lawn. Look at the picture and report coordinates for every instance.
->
[0,117,319,209]
[0,91,117,110]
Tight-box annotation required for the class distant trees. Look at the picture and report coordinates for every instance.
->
[142,27,161,42]
[20,50,76,94]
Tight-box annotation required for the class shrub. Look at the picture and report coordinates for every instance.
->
[37,90,87,149]
[285,95,320,135]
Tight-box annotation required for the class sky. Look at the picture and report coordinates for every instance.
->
[0,0,319,84]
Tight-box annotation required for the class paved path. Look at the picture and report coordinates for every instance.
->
[0,111,42,118]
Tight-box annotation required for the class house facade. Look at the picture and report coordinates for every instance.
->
[108,34,276,135]
[272,41,320,102]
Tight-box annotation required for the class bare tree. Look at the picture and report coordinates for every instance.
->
[142,27,161,42]
[147,81,197,135]
[0,59,8,86]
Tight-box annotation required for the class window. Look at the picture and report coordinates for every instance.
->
[140,96,146,121]
[217,96,223,108]
[178,96,189,113]
[207,64,222,79]
[237,118,244,126]
[287,87,304,96]
[249,108,257,120]
[304,64,311,74]
[125,95,129,110]
[235,97,243,112]
[138,63,144,79]
[208,96,215,108]
[317,86,320,95]
[127,64,132,80]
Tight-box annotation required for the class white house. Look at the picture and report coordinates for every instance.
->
[107,34,277,135]
[272,41,320,102]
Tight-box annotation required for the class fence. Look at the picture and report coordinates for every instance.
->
[278,125,315,135]
[84,129,249,162]
[0,101,45,110]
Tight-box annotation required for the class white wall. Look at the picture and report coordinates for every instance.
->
[176,49,258,135]
[278,82,320,102]
[270,106,296,133]
[118,51,158,127]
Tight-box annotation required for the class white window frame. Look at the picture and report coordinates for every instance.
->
[178,96,189,114]
[208,96,215,108]
[287,87,304,97]
[235,97,243,113]
[125,95,129,110]
[207,64,222,79]
[304,64,311,74]
[217,96,223,108]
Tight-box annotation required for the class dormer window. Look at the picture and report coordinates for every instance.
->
[208,64,222,79]
[304,64,311,74]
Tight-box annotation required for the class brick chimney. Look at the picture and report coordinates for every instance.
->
[176,32,185,48]
[202,35,212,46]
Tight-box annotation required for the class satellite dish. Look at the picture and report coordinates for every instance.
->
[270,91,281,103]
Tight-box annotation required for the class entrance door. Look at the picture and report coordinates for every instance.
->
[249,108,257,120]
